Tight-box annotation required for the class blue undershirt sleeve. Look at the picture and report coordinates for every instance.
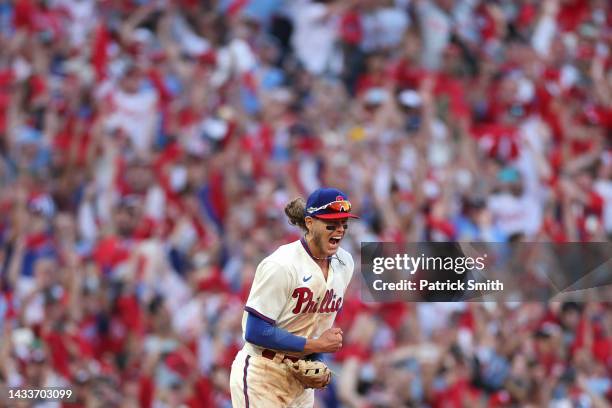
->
[245,311,306,352]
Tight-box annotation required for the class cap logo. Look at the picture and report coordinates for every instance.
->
[336,195,344,201]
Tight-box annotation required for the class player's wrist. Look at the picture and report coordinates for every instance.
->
[303,338,320,354]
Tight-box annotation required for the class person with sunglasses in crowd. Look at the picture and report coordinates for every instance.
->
[230,187,358,407]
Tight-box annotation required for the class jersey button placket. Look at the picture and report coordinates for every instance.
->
[325,264,334,289]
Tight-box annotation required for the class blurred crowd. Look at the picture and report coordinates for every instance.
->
[0,0,611,406]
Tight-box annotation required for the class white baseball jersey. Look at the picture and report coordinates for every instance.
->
[242,237,354,356]
[231,238,354,407]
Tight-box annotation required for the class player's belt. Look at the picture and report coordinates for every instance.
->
[261,349,300,363]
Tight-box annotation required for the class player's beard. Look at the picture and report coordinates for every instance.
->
[311,228,336,258]
[312,231,328,258]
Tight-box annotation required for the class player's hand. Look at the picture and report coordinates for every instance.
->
[308,328,343,353]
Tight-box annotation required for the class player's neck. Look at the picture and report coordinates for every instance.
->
[303,236,330,263]
[302,236,330,279]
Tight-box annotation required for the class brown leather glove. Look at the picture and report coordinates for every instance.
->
[284,359,332,389]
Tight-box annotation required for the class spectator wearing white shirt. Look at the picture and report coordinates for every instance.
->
[360,0,410,52]
[594,157,612,238]
[290,0,342,75]
[415,0,453,70]
[488,166,542,240]
[101,64,160,158]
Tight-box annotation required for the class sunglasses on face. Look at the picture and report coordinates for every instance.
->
[324,222,348,231]
[307,200,352,214]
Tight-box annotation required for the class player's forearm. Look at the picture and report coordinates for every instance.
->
[245,312,306,352]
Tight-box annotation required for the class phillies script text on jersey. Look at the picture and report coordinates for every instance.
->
[291,288,343,314]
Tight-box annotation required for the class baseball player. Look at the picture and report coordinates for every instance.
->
[229,187,358,407]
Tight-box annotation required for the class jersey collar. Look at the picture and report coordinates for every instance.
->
[300,236,331,262]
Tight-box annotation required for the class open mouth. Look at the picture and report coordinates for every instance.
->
[328,236,342,248]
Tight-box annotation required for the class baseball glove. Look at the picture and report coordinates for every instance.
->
[284,359,332,389]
